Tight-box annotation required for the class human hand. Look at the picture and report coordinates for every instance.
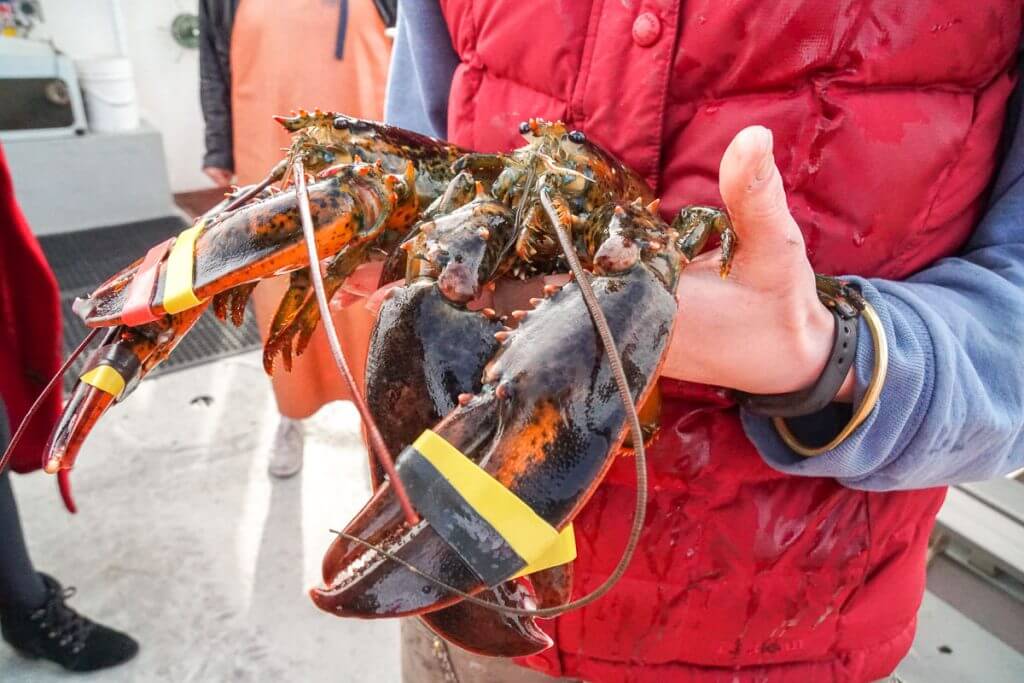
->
[662,126,853,401]
[203,166,234,186]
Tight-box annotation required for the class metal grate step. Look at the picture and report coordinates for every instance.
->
[38,218,262,391]
[40,216,186,294]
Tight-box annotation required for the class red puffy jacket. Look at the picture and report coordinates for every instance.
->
[438,1,1021,681]
[0,144,67,506]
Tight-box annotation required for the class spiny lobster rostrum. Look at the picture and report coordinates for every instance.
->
[5,114,746,658]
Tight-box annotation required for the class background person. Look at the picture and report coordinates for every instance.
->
[199,0,395,478]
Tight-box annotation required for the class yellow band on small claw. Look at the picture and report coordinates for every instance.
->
[79,365,126,398]
[163,220,206,314]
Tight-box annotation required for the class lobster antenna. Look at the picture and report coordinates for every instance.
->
[323,186,650,619]
[0,327,102,475]
[292,158,420,526]
[223,171,278,213]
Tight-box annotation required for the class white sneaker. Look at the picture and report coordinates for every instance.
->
[268,417,304,479]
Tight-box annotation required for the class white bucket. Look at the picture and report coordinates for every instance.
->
[76,57,140,133]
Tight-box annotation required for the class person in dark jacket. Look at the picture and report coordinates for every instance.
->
[198,0,237,186]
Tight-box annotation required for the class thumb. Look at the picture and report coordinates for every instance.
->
[718,126,806,270]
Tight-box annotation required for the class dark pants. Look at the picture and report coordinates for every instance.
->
[0,402,47,611]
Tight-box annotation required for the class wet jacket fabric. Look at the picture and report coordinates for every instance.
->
[386,1,1024,681]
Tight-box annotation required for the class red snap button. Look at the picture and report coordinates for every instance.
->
[632,12,661,47]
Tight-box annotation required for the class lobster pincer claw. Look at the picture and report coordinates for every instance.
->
[313,262,677,619]
[672,205,737,277]
[44,305,207,473]
[421,579,553,657]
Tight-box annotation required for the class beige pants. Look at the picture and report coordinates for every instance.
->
[401,619,578,683]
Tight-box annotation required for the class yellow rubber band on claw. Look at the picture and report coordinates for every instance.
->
[79,366,125,398]
[513,524,576,578]
[412,430,576,573]
[163,220,206,314]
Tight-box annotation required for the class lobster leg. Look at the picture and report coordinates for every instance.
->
[45,304,209,472]
[262,242,373,373]
[673,205,737,277]
[212,281,258,328]
[261,269,313,373]
[266,270,311,335]
[227,282,258,327]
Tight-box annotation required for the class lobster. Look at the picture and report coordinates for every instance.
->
[1,114,742,658]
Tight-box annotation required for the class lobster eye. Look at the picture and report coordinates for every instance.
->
[568,130,586,144]
[519,121,532,134]
[333,116,349,130]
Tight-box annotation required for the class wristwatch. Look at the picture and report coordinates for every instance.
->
[736,276,889,457]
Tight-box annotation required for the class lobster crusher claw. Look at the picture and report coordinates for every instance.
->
[397,429,576,587]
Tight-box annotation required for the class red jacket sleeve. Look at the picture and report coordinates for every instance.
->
[0,142,63,475]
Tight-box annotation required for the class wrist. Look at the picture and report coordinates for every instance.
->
[833,361,855,403]
[790,299,836,394]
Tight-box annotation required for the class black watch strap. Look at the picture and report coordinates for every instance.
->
[736,277,864,418]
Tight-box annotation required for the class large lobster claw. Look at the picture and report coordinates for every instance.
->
[312,263,678,619]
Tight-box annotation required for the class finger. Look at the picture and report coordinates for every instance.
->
[205,168,230,186]
[718,126,805,261]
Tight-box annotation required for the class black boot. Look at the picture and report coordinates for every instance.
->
[1,573,138,672]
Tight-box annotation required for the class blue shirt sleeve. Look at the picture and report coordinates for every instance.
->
[384,0,457,137]
[743,90,1024,490]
